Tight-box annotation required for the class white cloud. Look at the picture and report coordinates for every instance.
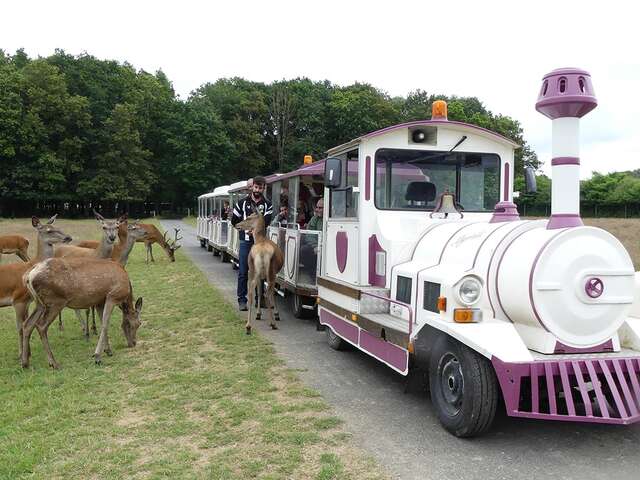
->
[3,0,639,178]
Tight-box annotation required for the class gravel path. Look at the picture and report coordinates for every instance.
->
[163,220,640,480]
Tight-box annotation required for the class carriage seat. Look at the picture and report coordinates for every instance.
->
[405,181,436,207]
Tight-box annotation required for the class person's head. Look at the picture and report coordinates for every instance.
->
[314,198,324,218]
[251,176,266,199]
[297,199,305,210]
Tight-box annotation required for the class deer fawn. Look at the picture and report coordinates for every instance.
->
[0,216,72,356]
[0,235,30,263]
[22,256,143,369]
[235,211,284,334]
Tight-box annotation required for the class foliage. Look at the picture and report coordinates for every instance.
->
[1,48,543,213]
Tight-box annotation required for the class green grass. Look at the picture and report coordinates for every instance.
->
[0,219,387,479]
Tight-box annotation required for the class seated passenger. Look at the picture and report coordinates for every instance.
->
[277,201,289,227]
[296,199,310,227]
[306,198,323,231]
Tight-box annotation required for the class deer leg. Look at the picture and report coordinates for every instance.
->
[149,244,155,263]
[246,277,257,335]
[21,304,48,368]
[256,279,262,321]
[75,309,89,339]
[91,307,98,334]
[58,311,64,331]
[94,301,115,364]
[37,305,65,369]
[14,301,28,359]
[266,283,278,330]
[17,250,30,262]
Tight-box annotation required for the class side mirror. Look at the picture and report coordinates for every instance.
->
[324,157,342,189]
[524,166,537,194]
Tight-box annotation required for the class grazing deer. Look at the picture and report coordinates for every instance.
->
[135,224,182,263]
[0,235,30,263]
[0,216,72,356]
[22,256,143,369]
[235,211,284,334]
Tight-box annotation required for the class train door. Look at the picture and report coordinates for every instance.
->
[324,150,360,285]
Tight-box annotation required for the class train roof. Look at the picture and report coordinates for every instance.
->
[326,119,520,155]
[228,180,248,193]
[268,159,326,183]
[212,185,230,196]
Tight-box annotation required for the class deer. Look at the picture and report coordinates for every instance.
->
[235,210,284,334]
[22,256,144,369]
[54,210,126,336]
[135,224,182,263]
[0,235,30,263]
[0,216,72,356]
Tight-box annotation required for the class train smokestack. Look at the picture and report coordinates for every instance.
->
[536,68,597,229]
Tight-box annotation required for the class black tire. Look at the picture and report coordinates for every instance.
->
[231,260,239,270]
[207,243,213,252]
[221,251,230,263]
[326,327,347,351]
[200,239,206,248]
[213,248,220,257]
[428,335,498,437]
[291,294,315,319]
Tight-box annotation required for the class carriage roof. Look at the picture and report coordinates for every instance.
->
[326,119,520,156]
[212,185,230,196]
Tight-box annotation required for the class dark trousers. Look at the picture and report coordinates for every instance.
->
[237,238,253,304]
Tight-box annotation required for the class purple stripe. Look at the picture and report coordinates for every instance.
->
[528,230,564,333]
[551,157,580,166]
[359,330,408,373]
[503,163,510,201]
[365,155,371,201]
[547,213,583,230]
[319,308,359,344]
[336,231,348,273]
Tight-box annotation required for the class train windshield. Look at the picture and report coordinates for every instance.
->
[374,149,500,212]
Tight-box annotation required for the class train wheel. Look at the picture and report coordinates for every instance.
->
[200,239,206,248]
[429,335,498,437]
[207,243,213,252]
[327,328,347,351]
[292,294,313,319]
[221,251,230,263]
[213,248,220,257]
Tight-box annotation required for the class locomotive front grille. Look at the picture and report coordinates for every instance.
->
[493,356,640,424]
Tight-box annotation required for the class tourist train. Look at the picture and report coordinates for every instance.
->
[196,68,640,437]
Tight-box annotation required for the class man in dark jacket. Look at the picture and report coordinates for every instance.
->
[231,176,273,311]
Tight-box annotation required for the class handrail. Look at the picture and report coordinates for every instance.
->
[359,290,414,337]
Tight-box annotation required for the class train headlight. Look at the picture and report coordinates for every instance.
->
[457,276,482,306]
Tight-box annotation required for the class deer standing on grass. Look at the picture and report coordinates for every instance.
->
[0,216,72,356]
[54,211,126,336]
[66,220,149,337]
[235,211,284,334]
[0,235,30,263]
[22,256,143,369]
[134,224,182,263]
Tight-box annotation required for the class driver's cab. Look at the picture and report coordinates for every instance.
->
[321,113,519,291]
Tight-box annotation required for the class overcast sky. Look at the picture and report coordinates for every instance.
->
[4,0,639,178]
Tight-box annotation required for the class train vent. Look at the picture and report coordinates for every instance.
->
[396,276,412,303]
[423,281,441,313]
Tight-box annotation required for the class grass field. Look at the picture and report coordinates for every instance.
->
[0,218,386,480]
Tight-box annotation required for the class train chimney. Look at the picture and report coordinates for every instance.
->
[536,68,597,229]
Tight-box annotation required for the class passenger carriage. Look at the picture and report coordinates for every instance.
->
[317,69,640,436]
[226,180,249,269]
[207,185,232,261]
[197,191,215,248]
[266,158,325,317]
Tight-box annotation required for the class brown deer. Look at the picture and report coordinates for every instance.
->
[0,235,30,262]
[135,224,182,263]
[22,256,143,369]
[235,211,284,334]
[0,216,72,356]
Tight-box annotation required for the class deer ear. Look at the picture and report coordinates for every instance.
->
[32,216,41,227]
[47,214,58,224]
[135,297,143,313]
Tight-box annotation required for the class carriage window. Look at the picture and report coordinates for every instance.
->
[330,155,359,218]
[375,149,500,212]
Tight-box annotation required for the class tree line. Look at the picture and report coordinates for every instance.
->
[2,48,541,217]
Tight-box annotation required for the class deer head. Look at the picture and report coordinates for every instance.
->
[165,228,182,262]
[94,210,126,245]
[32,215,72,245]
[236,207,265,235]
[121,295,144,347]
[127,221,148,241]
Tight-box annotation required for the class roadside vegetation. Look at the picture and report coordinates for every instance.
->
[0,219,386,479]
